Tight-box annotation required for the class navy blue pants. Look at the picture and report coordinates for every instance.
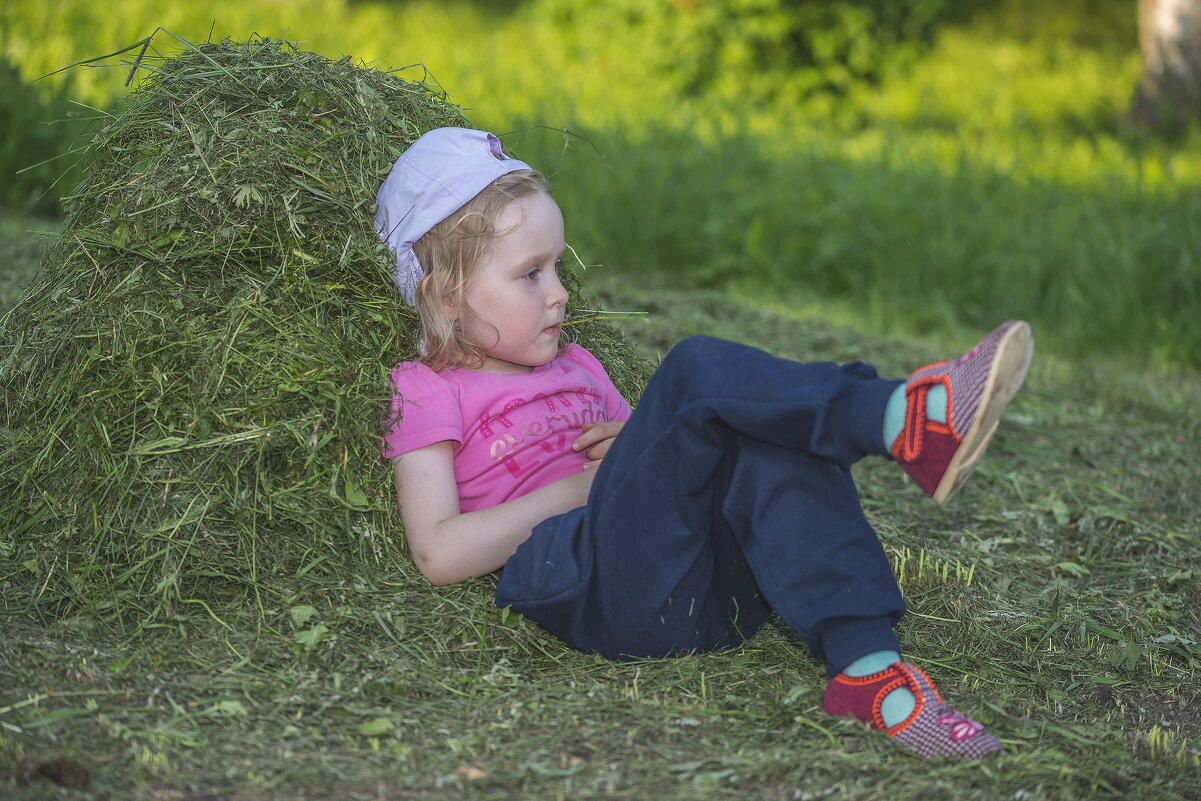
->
[495,336,907,675]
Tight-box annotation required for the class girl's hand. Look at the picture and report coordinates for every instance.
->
[573,421,625,468]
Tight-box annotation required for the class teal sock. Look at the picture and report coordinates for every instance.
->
[842,650,916,727]
[882,383,947,449]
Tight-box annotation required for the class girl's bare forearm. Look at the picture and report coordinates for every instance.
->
[408,470,595,586]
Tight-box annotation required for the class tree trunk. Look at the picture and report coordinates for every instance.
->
[1129,0,1201,132]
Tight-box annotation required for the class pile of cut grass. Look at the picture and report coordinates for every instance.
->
[0,33,651,631]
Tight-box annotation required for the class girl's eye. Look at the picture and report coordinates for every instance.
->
[523,259,563,281]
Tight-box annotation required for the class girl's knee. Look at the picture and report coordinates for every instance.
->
[645,336,746,406]
[660,335,726,376]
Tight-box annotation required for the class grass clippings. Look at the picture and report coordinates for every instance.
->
[0,33,650,635]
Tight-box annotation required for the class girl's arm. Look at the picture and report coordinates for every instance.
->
[392,441,598,586]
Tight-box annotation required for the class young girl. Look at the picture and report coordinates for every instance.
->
[375,127,1033,760]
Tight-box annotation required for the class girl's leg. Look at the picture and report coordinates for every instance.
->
[496,335,904,669]
[498,332,1017,760]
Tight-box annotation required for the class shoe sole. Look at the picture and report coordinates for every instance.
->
[931,321,1034,504]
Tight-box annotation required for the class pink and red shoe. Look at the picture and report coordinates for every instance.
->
[823,661,1002,760]
[893,321,1034,504]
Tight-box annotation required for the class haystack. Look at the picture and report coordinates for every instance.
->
[0,36,651,628]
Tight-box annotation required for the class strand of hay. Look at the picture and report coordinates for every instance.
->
[0,34,651,631]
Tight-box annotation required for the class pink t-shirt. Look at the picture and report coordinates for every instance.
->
[382,344,632,513]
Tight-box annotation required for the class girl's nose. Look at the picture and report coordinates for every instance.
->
[549,272,568,307]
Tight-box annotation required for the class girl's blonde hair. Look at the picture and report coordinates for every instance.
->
[412,169,555,370]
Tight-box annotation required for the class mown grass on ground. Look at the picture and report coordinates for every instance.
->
[1,224,1199,800]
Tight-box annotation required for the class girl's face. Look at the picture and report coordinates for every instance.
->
[454,190,568,373]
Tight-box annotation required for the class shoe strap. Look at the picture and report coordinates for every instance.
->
[881,662,945,736]
[893,662,944,703]
[895,370,946,463]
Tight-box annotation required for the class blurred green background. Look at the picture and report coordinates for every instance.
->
[2,0,1199,371]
